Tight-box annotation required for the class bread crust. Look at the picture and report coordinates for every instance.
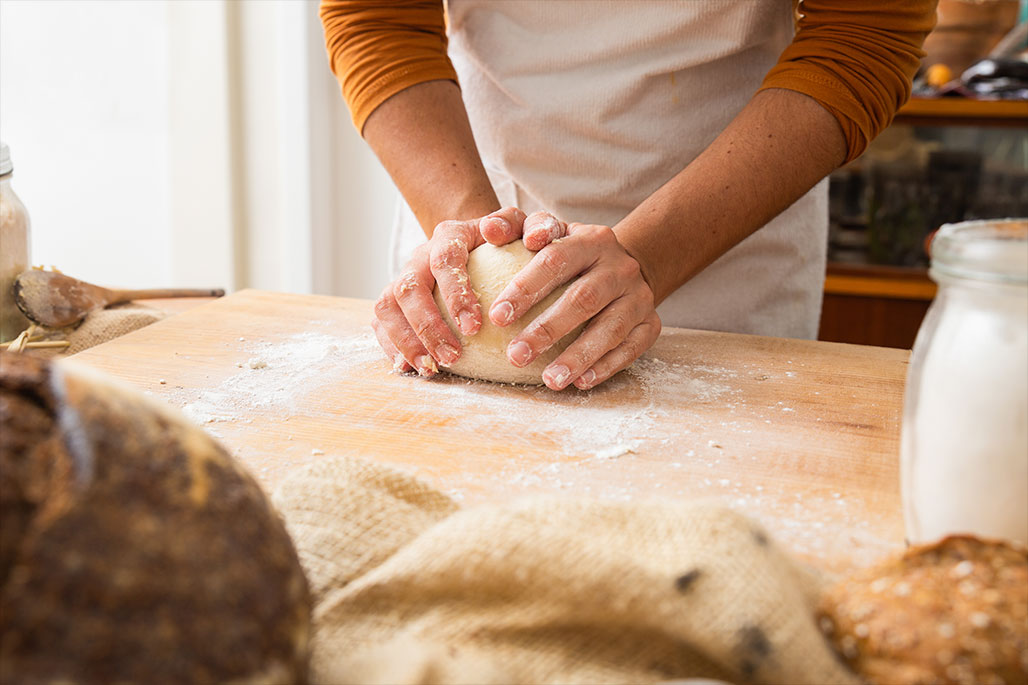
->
[0,353,311,684]
[818,535,1028,685]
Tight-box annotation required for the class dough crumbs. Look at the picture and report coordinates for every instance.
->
[397,272,419,294]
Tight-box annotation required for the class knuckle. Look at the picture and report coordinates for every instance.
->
[374,294,394,317]
[432,240,470,273]
[630,285,654,312]
[569,342,597,370]
[608,313,631,342]
[641,285,655,308]
[412,317,437,341]
[581,223,611,243]
[625,339,646,364]
[429,249,452,272]
[397,332,424,356]
[618,255,641,281]
[509,277,534,303]
[568,282,603,315]
[432,220,459,237]
[537,246,569,279]
[531,318,562,347]
[394,272,422,300]
[649,314,662,338]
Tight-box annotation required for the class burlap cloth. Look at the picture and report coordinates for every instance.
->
[13,305,165,358]
[273,455,859,685]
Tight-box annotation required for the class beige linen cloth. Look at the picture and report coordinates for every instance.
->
[273,456,858,685]
[12,305,164,358]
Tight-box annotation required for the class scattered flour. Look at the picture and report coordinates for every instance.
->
[422,352,736,461]
[178,331,379,432]
[161,324,895,571]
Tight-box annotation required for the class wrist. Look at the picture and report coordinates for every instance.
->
[427,189,501,235]
[613,212,680,305]
[362,80,500,237]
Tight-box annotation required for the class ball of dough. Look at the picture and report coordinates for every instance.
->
[433,240,585,385]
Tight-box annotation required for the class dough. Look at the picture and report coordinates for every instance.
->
[433,240,585,384]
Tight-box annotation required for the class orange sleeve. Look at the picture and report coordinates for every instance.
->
[758,0,937,163]
[320,0,457,133]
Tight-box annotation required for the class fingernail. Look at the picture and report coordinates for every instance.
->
[508,341,532,367]
[484,216,510,234]
[415,355,438,376]
[492,300,514,325]
[575,368,597,389]
[543,364,571,389]
[436,343,459,366]
[527,215,561,244]
[458,310,480,335]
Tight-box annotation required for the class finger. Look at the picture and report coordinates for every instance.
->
[430,220,485,336]
[479,206,527,245]
[373,286,438,376]
[489,230,605,328]
[392,262,461,369]
[572,311,662,390]
[523,211,568,251]
[371,318,413,373]
[537,294,644,389]
[506,267,624,369]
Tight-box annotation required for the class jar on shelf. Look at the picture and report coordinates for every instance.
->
[901,218,1028,546]
[1,142,32,342]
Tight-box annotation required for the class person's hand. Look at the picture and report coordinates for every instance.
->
[488,211,662,391]
[371,206,528,376]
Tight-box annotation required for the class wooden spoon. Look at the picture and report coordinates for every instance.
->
[13,270,225,328]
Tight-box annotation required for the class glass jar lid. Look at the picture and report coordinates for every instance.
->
[930,218,1028,285]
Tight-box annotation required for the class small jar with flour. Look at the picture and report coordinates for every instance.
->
[0,142,32,342]
[901,218,1028,546]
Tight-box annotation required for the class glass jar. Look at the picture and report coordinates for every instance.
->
[901,218,1028,546]
[1,143,32,342]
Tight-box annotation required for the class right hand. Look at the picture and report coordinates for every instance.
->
[371,206,529,376]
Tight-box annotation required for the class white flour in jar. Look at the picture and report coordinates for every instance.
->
[0,164,31,342]
[903,276,1028,545]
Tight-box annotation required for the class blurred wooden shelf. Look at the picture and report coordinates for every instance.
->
[820,263,936,349]
[824,262,937,301]
[895,97,1028,127]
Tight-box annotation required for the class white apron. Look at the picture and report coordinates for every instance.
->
[390,0,828,339]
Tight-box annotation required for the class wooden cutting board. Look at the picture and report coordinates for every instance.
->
[70,289,911,574]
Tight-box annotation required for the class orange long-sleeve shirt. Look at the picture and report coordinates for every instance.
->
[321,0,936,163]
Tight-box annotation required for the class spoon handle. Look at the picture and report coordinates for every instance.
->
[106,288,226,304]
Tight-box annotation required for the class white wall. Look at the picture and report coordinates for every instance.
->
[0,0,173,288]
[310,19,399,300]
[0,0,396,299]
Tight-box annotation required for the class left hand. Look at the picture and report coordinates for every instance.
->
[488,213,662,391]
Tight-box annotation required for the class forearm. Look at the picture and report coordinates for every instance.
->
[363,80,500,237]
[614,88,846,304]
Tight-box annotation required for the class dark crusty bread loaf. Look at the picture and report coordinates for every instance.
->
[818,535,1027,685]
[0,353,311,684]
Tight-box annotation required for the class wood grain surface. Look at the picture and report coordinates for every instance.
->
[70,290,911,574]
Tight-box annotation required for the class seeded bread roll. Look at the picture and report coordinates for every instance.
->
[817,535,1027,685]
[0,353,311,684]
